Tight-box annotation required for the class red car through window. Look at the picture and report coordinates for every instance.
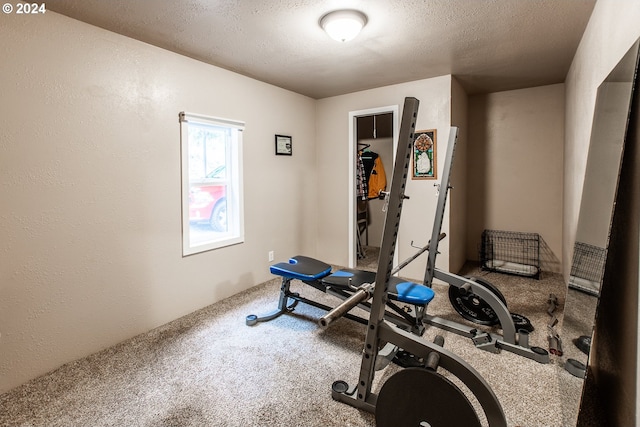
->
[188,166,227,232]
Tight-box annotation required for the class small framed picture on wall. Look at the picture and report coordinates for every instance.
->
[275,134,292,156]
[412,129,436,179]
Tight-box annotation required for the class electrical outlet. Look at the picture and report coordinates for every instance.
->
[268,251,274,262]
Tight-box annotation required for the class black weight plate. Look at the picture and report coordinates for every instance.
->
[448,277,506,326]
[511,312,534,332]
[376,368,482,427]
[392,350,425,368]
[472,277,507,305]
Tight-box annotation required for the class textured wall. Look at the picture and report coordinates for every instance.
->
[0,12,316,393]
[449,77,469,274]
[315,77,452,281]
[467,84,565,264]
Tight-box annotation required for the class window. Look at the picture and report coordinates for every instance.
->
[179,112,244,255]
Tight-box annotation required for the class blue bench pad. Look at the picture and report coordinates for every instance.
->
[389,277,435,305]
[270,256,332,281]
[324,270,434,306]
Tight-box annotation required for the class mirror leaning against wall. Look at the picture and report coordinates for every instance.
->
[560,37,640,425]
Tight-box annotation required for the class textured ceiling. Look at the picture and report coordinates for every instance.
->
[46,0,596,99]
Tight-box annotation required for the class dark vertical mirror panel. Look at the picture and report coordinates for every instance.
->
[561,38,640,425]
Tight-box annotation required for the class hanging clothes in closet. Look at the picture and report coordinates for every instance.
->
[356,151,368,200]
[360,150,387,199]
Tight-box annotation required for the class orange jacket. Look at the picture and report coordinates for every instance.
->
[368,157,386,199]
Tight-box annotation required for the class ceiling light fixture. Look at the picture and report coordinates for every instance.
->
[320,9,367,42]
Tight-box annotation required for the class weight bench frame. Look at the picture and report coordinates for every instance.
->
[415,122,548,363]
[249,100,548,364]
[332,98,507,426]
[246,261,431,335]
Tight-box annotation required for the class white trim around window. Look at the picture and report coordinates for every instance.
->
[179,112,245,256]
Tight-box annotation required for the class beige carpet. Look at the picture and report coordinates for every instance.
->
[0,260,584,427]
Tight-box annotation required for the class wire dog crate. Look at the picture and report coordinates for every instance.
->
[568,242,606,295]
[480,230,541,279]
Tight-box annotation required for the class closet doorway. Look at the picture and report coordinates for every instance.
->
[348,105,399,269]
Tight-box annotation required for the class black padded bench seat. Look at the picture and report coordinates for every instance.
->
[321,268,376,288]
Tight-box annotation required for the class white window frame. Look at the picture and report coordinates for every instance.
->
[179,112,245,256]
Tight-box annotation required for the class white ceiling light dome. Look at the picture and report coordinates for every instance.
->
[320,9,367,42]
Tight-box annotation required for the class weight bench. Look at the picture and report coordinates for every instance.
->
[246,255,435,335]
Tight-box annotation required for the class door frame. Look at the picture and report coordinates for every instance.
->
[348,105,399,268]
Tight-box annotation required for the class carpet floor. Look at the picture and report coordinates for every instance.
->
[0,258,584,427]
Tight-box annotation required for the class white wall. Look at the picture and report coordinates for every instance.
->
[0,11,317,394]
[467,84,564,266]
[315,77,453,281]
[450,77,469,273]
[564,0,640,424]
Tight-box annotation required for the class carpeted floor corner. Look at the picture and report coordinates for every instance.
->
[0,257,584,427]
